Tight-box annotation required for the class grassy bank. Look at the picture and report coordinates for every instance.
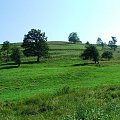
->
[0,41,120,119]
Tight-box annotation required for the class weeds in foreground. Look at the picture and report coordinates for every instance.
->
[0,86,120,120]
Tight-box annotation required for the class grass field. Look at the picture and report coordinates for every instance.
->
[0,41,120,119]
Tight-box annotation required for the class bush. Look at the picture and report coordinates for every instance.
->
[101,51,113,60]
[81,45,99,64]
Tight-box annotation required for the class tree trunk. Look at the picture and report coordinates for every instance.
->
[37,55,40,62]
[18,63,20,67]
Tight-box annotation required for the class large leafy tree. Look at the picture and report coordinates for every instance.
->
[68,32,81,43]
[81,45,99,64]
[1,41,10,62]
[21,29,49,62]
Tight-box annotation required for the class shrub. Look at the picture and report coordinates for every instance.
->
[101,51,113,60]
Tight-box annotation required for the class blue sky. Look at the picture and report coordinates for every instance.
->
[0,0,120,44]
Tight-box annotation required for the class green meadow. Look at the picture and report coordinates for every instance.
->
[0,42,120,119]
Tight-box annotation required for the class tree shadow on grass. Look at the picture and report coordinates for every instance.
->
[72,63,94,66]
[21,61,38,65]
[0,65,18,70]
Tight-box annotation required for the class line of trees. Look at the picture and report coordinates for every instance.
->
[81,44,113,64]
[96,36,117,51]
[0,41,21,66]
[0,29,117,67]
[0,29,49,66]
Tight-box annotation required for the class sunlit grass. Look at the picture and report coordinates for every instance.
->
[0,41,120,119]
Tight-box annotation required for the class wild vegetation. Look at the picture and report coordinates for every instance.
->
[0,32,120,119]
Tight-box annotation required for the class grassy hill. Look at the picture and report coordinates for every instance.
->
[0,41,120,119]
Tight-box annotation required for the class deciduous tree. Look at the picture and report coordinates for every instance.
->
[21,29,49,62]
[101,51,113,60]
[108,36,117,51]
[1,41,10,62]
[11,47,21,67]
[81,45,99,64]
[68,32,81,43]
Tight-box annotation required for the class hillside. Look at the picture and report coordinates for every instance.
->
[0,41,120,120]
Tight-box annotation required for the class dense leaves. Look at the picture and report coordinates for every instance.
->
[10,47,21,66]
[81,45,99,63]
[21,29,49,62]
[102,51,113,60]
[108,36,117,51]
[1,41,10,62]
[68,32,81,43]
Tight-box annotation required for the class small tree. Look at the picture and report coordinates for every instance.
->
[108,36,117,51]
[101,51,113,60]
[11,47,21,67]
[96,37,102,46]
[21,29,49,62]
[96,37,104,49]
[86,41,90,45]
[1,41,10,62]
[81,45,99,64]
[68,32,80,43]
[0,50,1,63]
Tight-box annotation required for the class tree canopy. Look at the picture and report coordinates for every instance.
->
[96,37,103,46]
[21,29,49,62]
[1,41,10,62]
[81,45,99,64]
[101,51,113,60]
[68,32,81,43]
[11,47,21,67]
[108,36,117,51]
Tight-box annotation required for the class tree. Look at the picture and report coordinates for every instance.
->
[0,50,2,63]
[68,32,80,43]
[10,47,21,67]
[96,37,102,46]
[21,29,49,62]
[101,51,113,60]
[1,41,10,62]
[81,45,99,64]
[108,36,117,51]
[86,41,90,45]
[96,37,104,49]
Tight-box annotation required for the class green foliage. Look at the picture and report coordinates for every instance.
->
[96,37,102,45]
[81,45,99,63]
[10,47,21,67]
[68,32,81,43]
[102,51,113,60]
[108,36,117,51]
[21,29,49,62]
[1,41,10,62]
[85,41,90,45]
[96,37,105,49]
